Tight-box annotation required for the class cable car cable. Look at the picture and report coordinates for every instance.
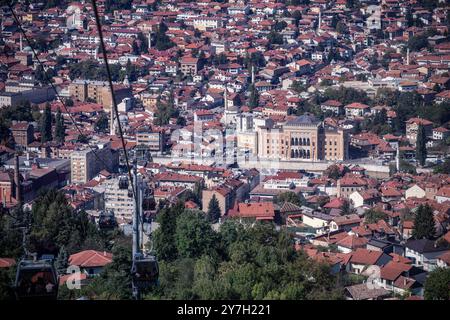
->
[7,3,115,174]
[90,0,136,201]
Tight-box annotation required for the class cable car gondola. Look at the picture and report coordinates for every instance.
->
[98,211,117,230]
[14,257,59,300]
[131,254,159,289]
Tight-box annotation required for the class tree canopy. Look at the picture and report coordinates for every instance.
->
[146,205,344,300]
[424,267,450,300]
[207,195,221,223]
[412,204,436,240]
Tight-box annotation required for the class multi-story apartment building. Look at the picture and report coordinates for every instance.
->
[136,129,165,154]
[192,17,223,31]
[405,118,433,144]
[180,56,199,76]
[101,177,134,221]
[71,142,119,184]
[68,80,132,110]
[11,122,34,147]
[0,92,23,108]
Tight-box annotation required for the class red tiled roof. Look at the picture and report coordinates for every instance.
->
[0,258,16,268]
[155,172,203,183]
[59,272,88,285]
[69,250,113,268]
[345,102,370,109]
[337,234,368,249]
[380,261,412,281]
[230,202,275,220]
[406,117,433,126]
[349,248,383,265]
[389,253,412,264]
[324,197,345,209]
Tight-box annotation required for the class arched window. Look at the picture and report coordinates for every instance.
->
[302,150,306,158]
[306,138,310,146]
[298,138,302,146]
[291,138,295,145]
[295,138,299,146]
[303,138,307,146]
[291,149,294,158]
[307,150,310,159]
[294,149,299,158]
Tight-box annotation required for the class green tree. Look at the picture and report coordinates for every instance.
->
[155,21,175,51]
[276,191,303,207]
[193,181,203,206]
[213,53,228,66]
[40,103,53,143]
[54,108,65,143]
[324,164,344,180]
[28,189,100,255]
[175,210,217,259]
[267,31,284,45]
[412,204,436,240]
[434,158,450,174]
[55,245,69,274]
[336,21,347,34]
[364,209,388,224]
[0,206,23,258]
[77,134,89,143]
[416,124,427,166]
[424,267,450,300]
[94,112,109,133]
[104,0,133,13]
[274,21,287,32]
[248,84,259,109]
[0,267,15,300]
[207,195,221,223]
[153,202,184,261]
[145,212,344,300]
[153,94,178,126]
[340,200,354,216]
[83,242,132,299]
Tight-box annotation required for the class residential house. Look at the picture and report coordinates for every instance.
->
[344,103,371,117]
[405,184,426,199]
[405,239,450,271]
[68,250,113,276]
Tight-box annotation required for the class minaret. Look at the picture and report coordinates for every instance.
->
[148,30,152,51]
[251,65,255,84]
[110,103,115,136]
[406,48,410,66]
[396,143,400,173]
[123,75,130,87]
[14,154,21,203]
[318,10,322,31]
[224,84,228,111]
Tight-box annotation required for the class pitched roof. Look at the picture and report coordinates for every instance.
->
[230,202,275,220]
[0,258,16,268]
[337,234,368,250]
[69,250,113,268]
[333,214,361,226]
[380,261,412,281]
[405,239,449,254]
[349,248,383,265]
[345,283,390,300]
[437,251,450,265]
